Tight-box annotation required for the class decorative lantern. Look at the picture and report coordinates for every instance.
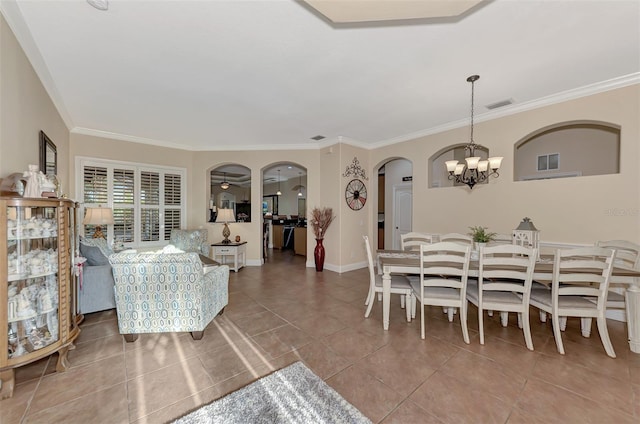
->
[513,217,540,259]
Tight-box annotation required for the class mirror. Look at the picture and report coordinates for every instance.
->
[39,131,57,176]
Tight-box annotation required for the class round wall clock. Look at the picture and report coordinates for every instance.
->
[345,179,367,210]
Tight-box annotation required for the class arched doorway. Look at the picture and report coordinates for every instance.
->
[262,163,307,265]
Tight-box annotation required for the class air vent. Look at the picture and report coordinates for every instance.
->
[486,99,514,110]
[311,135,326,141]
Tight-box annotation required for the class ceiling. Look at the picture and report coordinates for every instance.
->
[2,0,638,151]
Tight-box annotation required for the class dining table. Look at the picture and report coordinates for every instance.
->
[377,249,640,354]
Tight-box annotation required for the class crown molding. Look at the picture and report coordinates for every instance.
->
[372,73,640,149]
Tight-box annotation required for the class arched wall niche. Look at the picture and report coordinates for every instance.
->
[428,143,489,189]
[208,163,251,223]
[513,120,620,182]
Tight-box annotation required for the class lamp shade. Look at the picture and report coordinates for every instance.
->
[215,208,236,223]
[83,207,114,226]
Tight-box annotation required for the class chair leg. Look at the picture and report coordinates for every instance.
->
[191,331,204,340]
[123,334,138,343]
[488,310,494,317]
[552,314,565,355]
[420,301,426,339]
[517,313,523,329]
[539,310,547,323]
[378,293,382,301]
[580,317,592,337]
[500,311,509,327]
[364,285,373,306]
[365,289,376,318]
[560,316,567,331]
[596,315,616,358]
[478,307,485,345]
[522,311,534,351]
[460,302,470,344]
[400,294,406,309]
[447,307,455,322]
[411,296,417,319]
[442,307,448,314]
[405,292,412,322]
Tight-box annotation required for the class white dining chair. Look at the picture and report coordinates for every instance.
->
[529,247,617,357]
[595,240,640,315]
[401,232,440,251]
[440,233,473,246]
[466,244,537,350]
[409,241,472,342]
[363,235,413,322]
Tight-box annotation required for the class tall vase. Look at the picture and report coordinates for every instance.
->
[314,238,325,272]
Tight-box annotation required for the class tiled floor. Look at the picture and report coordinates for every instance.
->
[3,249,640,423]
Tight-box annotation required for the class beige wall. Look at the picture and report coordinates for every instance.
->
[336,144,370,271]
[372,85,640,244]
[0,14,69,190]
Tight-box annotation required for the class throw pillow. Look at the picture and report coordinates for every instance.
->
[80,236,114,258]
[80,243,110,266]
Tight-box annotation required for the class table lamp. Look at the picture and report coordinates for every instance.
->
[83,206,114,238]
[215,208,236,244]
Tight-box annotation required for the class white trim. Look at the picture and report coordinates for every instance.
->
[539,240,590,249]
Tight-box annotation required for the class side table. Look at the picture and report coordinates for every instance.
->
[211,241,247,272]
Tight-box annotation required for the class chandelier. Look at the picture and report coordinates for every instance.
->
[445,75,503,189]
[220,172,230,190]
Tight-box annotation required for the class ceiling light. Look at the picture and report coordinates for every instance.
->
[276,170,282,196]
[444,75,503,189]
[292,172,304,197]
[220,172,230,190]
[87,0,109,11]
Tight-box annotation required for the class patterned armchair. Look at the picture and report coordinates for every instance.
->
[169,229,209,256]
[109,251,229,341]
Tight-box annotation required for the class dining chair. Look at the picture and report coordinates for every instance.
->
[529,246,617,357]
[363,235,413,322]
[401,232,440,251]
[466,244,537,350]
[409,241,472,342]
[440,232,473,246]
[595,240,640,315]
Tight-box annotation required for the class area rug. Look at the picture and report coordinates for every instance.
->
[172,361,372,424]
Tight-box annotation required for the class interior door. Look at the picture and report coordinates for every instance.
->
[392,184,412,249]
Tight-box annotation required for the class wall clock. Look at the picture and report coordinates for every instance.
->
[345,179,367,210]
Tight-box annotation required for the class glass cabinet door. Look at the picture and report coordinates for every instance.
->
[6,205,59,359]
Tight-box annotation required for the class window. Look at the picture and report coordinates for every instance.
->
[78,158,186,248]
[537,153,559,171]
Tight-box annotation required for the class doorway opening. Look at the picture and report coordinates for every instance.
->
[262,163,307,265]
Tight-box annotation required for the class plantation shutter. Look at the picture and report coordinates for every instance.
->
[113,168,135,243]
[164,173,182,240]
[140,171,160,242]
[82,166,108,234]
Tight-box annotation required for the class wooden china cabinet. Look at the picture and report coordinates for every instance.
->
[0,197,80,399]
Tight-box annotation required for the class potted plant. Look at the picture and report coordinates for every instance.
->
[468,226,496,250]
[309,207,335,271]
